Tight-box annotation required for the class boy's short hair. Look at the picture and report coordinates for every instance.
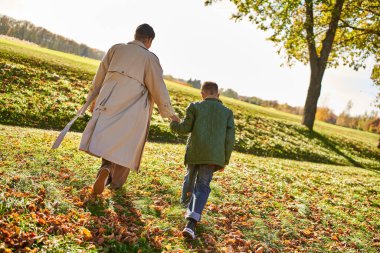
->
[135,24,155,41]
[201,81,218,95]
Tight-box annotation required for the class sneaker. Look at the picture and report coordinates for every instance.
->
[92,168,110,195]
[182,218,197,240]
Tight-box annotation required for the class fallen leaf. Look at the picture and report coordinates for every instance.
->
[81,228,92,240]
[255,246,264,253]
[98,237,105,245]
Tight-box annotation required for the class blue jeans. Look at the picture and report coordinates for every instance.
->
[181,164,215,222]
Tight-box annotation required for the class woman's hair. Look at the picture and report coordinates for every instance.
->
[135,24,155,41]
[201,81,219,95]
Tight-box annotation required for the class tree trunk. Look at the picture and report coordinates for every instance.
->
[302,0,345,131]
[302,63,325,130]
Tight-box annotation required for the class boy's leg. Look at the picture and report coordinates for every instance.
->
[180,164,197,206]
[185,164,215,222]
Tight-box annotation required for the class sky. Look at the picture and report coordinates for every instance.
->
[0,0,378,116]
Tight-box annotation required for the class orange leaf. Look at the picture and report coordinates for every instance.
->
[255,246,264,253]
[38,218,46,226]
[81,228,92,240]
[98,227,106,234]
[301,229,313,238]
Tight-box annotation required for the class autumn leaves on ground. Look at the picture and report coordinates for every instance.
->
[0,38,379,252]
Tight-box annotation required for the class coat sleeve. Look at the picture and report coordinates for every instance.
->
[86,45,116,102]
[170,103,195,134]
[225,110,235,165]
[144,54,175,118]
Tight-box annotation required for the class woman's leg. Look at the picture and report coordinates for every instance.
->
[92,159,112,195]
[109,162,131,189]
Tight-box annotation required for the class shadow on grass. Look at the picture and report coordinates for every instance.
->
[149,124,377,171]
[239,125,379,173]
[310,130,380,173]
[2,117,378,172]
[311,131,364,168]
[297,129,380,173]
[84,188,162,253]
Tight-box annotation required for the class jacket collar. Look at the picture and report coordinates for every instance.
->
[205,97,223,103]
[128,40,148,49]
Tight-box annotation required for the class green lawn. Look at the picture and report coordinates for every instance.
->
[0,37,99,73]
[0,124,379,252]
[0,37,380,252]
[0,37,379,171]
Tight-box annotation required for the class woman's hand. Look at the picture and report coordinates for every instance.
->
[89,101,96,113]
[171,114,180,122]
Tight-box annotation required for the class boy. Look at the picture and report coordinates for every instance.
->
[170,81,235,239]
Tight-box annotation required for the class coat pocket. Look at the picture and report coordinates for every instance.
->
[95,80,118,111]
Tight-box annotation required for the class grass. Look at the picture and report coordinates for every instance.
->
[0,37,379,171]
[0,124,379,252]
[0,37,380,252]
[0,37,99,73]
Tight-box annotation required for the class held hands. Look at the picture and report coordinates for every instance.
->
[89,100,96,113]
[171,114,181,123]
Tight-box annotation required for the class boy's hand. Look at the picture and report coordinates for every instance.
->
[171,114,180,122]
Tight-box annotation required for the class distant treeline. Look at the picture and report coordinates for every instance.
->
[164,75,202,89]
[241,91,379,133]
[219,87,304,115]
[0,14,104,60]
[235,88,379,133]
[172,76,380,134]
[315,101,379,133]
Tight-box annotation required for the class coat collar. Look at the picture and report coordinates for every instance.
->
[128,40,148,49]
[205,97,223,103]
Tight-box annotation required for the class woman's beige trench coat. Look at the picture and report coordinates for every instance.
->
[78,40,175,171]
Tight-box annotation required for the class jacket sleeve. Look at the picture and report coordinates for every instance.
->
[225,110,235,165]
[170,103,195,134]
[144,54,175,118]
[86,45,115,102]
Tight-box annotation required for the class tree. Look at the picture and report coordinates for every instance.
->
[336,100,353,127]
[316,107,336,124]
[371,63,380,148]
[0,16,11,35]
[222,88,239,99]
[187,78,202,89]
[372,64,380,105]
[205,0,380,130]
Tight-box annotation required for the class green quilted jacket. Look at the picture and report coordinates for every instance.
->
[170,98,235,168]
